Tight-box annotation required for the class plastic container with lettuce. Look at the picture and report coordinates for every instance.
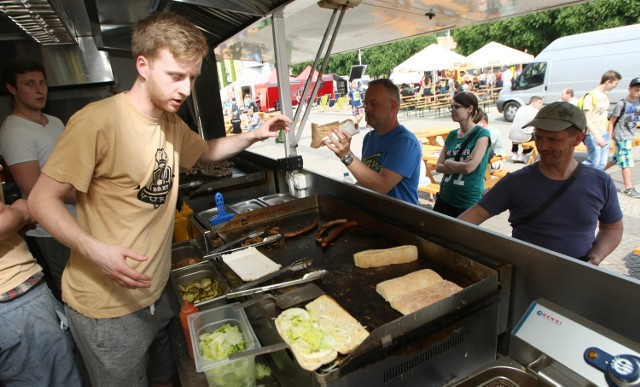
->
[188,304,260,387]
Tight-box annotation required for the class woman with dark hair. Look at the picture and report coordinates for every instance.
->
[433,91,491,217]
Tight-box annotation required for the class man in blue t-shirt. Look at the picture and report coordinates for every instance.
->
[323,79,421,205]
[459,102,623,265]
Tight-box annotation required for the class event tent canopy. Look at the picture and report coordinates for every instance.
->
[393,44,468,73]
[466,41,533,68]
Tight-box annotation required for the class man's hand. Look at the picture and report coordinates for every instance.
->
[251,115,291,141]
[324,129,353,159]
[87,242,151,289]
[596,136,607,147]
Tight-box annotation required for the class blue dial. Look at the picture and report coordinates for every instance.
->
[609,355,640,385]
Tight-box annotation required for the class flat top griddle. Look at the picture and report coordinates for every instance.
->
[211,196,494,331]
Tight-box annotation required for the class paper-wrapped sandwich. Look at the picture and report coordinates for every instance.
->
[311,119,359,148]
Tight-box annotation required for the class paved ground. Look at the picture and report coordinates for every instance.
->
[247,104,640,280]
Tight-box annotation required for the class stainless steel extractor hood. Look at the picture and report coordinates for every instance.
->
[0,0,76,44]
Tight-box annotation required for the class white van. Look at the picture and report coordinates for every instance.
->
[496,24,640,122]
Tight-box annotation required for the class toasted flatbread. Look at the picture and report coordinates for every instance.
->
[274,296,369,371]
[389,280,463,315]
[306,295,369,355]
[375,269,443,302]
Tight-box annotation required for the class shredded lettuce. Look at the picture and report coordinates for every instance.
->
[255,363,271,380]
[198,323,246,361]
[276,308,336,355]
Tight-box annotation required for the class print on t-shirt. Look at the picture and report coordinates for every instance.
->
[362,152,382,172]
[137,148,173,208]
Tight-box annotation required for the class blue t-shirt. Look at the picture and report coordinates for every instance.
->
[348,88,363,107]
[361,125,421,204]
[478,163,623,259]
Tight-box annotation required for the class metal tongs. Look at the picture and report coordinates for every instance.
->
[233,257,313,291]
[208,228,264,254]
[225,270,328,299]
[204,234,282,261]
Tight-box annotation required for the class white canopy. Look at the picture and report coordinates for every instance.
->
[389,71,422,85]
[466,41,533,68]
[393,44,468,73]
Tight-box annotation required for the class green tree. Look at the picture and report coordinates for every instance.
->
[453,0,640,56]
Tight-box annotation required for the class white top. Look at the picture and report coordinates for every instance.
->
[0,114,76,237]
[508,104,539,142]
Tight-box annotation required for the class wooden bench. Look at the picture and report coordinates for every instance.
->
[418,183,440,196]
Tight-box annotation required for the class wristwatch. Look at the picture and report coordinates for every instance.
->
[341,152,354,166]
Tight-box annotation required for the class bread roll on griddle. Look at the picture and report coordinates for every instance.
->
[390,280,463,315]
[353,245,418,268]
[375,269,443,302]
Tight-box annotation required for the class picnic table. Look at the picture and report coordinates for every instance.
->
[414,126,454,146]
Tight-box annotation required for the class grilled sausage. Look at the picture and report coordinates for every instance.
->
[320,221,358,248]
[315,219,348,243]
[283,219,319,238]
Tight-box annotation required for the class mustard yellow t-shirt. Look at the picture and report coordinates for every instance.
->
[43,93,206,318]
[0,186,41,294]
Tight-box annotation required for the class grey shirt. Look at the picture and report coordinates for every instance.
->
[611,97,640,142]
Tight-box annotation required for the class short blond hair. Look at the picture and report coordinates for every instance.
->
[131,12,208,62]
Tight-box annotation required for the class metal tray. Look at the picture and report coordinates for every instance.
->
[171,241,204,265]
[229,199,266,214]
[170,261,229,308]
[195,206,236,229]
[257,193,297,206]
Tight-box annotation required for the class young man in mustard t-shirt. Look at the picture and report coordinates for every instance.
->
[28,12,290,387]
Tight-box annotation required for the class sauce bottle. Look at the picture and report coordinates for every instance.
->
[180,201,194,240]
[179,302,199,358]
[173,210,189,242]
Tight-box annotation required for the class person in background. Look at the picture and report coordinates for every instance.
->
[223,98,232,116]
[459,102,623,265]
[230,96,240,115]
[474,108,505,170]
[348,80,365,128]
[246,105,263,131]
[0,168,81,386]
[433,91,491,217]
[560,87,578,105]
[582,70,621,170]
[28,11,290,387]
[243,93,252,111]
[501,66,513,90]
[229,110,243,134]
[0,57,75,300]
[508,96,543,163]
[324,79,421,205]
[610,77,640,197]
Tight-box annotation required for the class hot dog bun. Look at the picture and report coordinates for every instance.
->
[353,245,418,268]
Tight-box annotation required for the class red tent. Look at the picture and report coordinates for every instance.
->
[253,69,301,112]
[295,65,335,100]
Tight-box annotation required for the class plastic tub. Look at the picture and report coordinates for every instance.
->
[188,303,260,387]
